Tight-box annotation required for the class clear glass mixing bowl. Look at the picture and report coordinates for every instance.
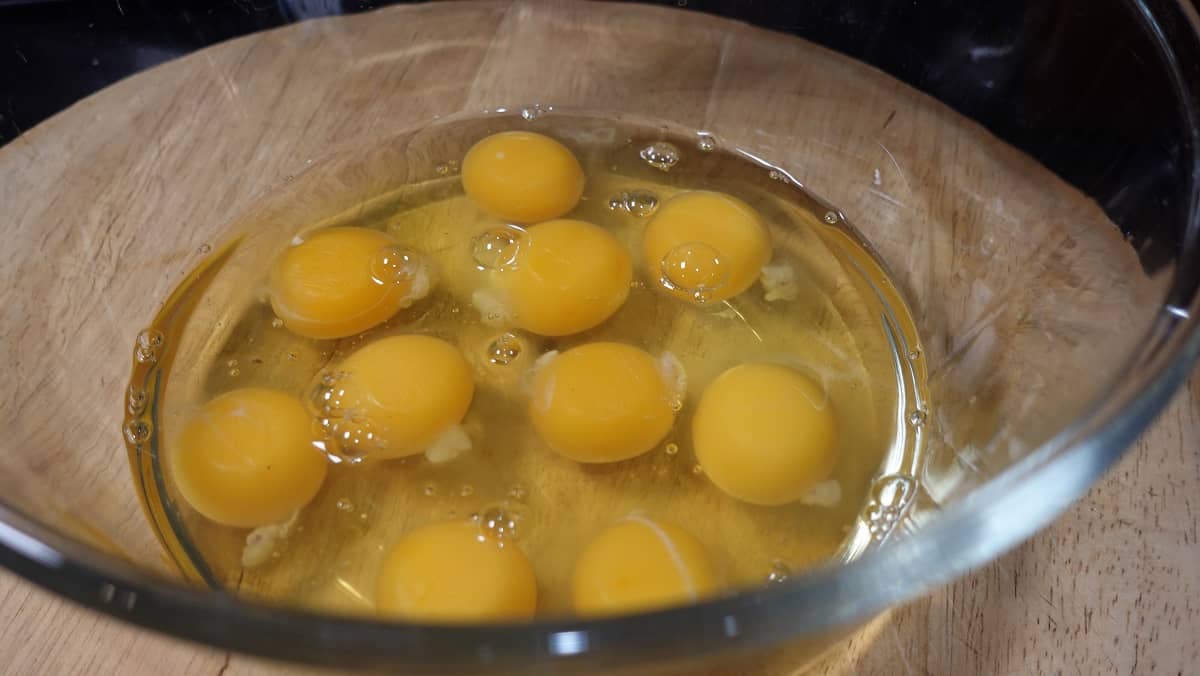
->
[1,0,1198,673]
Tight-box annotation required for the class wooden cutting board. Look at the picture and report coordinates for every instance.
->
[0,2,1196,673]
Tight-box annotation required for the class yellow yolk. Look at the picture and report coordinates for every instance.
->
[332,335,474,459]
[529,342,675,463]
[573,517,719,616]
[500,219,632,336]
[693,363,837,506]
[170,388,328,529]
[268,227,428,340]
[375,520,538,622]
[642,191,771,303]
[462,131,585,223]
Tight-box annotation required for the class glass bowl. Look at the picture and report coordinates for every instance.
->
[1,0,1197,673]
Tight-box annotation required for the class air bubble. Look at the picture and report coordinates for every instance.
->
[862,474,917,541]
[197,244,212,254]
[487,333,522,365]
[766,559,791,584]
[520,104,548,120]
[124,420,151,445]
[692,464,704,475]
[907,410,927,427]
[639,141,680,172]
[908,349,921,361]
[659,242,729,304]
[423,483,437,497]
[460,484,475,497]
[471,226,525,271]
[271,317,284,329]
[823,211,839,224]
[665,443,679,456]
[607,190,659,218]
[329,418,381,462]
[134,329,164,364]
[228,367,241,377]
[476,504,524,544]
[435,160,459,176]
[697,135,716,152]
[768,169,784,181]
[335,498,354,512]
[127,386,147,416]
[370,246,420,286]
[507,484,528,501]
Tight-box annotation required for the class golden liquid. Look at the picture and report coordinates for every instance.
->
[124,112,927,618]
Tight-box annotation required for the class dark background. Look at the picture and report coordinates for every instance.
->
[0,0,1193,269]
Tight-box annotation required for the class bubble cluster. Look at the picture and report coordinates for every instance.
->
[335,498,355,512]
[370,246,421,286]
[487,333,522,366]
[460,484,475,497]
[639,141,680,172]
[124,420,151,445]
[766,559,791,584]
[134,329,164,365]
[659,242,729,304]
[308,371,386,463]
[270,317,285,329]
[434,160,460,176]
[862,474,916,540]
[507,484,528,501]
[127,386,147,416]
[607,190,659,218]
[423,483,437,497]
[197,243,212,254]
[520,104,549,121]
[471,226,525,271]
[475,504,525,545]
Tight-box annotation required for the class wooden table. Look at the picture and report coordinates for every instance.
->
[1,2,1196,673]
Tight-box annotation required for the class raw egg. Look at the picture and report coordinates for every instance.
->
[692,363,837,505]
[170,388,328,529]
[642,191,770,303]
[528,342,678,463]
[268,227,429,340]
[573,516,719,616]
[462,131,585,223]
[376,519,538,622]
[500,219,632,336]
[329,335,474,460]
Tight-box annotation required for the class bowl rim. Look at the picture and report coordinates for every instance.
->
[2,0,1200,671]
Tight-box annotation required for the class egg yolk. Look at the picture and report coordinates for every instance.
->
[332,335,474,459]
[500,219,632,336]
[376,519,538,622]
[462,131,585,223]
[693,363,837,506]
[573,517,719,616]
[529,342,675,463]
[642,191,771,303]
[268,227,428,340]
[170,388,328,529]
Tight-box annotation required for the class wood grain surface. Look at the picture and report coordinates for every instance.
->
[0,1,1196,674]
